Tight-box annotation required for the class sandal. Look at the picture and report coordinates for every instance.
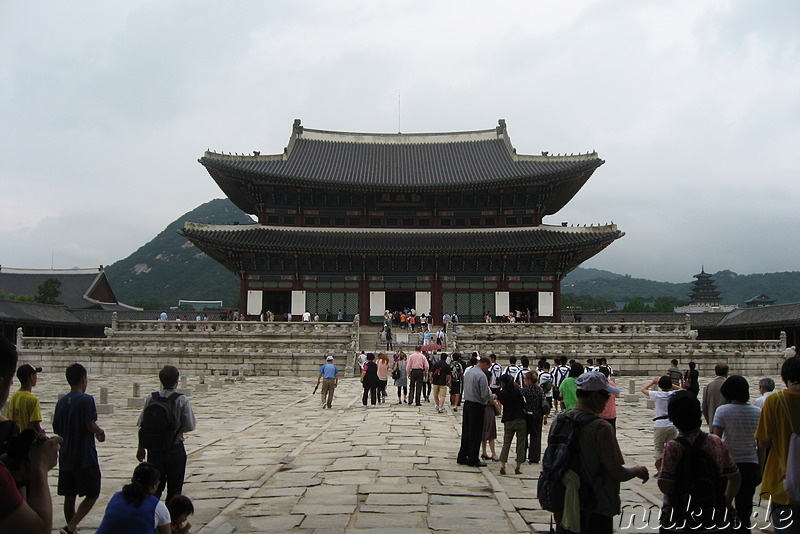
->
[499,467,506,475]
[515,466,522,475]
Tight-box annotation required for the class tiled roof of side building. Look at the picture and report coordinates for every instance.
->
[179,223,624,255]
[716,303,800,327]
[199,120,603,191]
[0,267,114,309]
[0,299,82,325]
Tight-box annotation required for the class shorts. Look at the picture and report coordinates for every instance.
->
[450,381,462,395]
[57,465,102,498]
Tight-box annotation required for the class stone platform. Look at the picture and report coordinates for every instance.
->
[31,372,779,533]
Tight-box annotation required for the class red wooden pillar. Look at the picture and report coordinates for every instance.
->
[553,277,562,322]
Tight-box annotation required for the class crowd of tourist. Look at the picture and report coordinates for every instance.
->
[350,345,799,533]
[2,327,798,533]
[0,336,196,534]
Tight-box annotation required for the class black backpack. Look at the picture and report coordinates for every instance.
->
[538,410,599,515]
[660,432,730,531]
[138,392,183,452]
[450,361,463,382]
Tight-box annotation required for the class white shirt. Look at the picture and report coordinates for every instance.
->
[302,312,311,322]
[753,390,774,408]
[154,500,170,528]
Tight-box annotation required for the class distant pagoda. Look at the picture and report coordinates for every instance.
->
[687,267,721,306]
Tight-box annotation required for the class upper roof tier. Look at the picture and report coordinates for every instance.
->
[199,119,603,193]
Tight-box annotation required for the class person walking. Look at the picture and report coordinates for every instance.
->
[658,391,741,533]
[6,363,46,437]
[392,352,408,404]
[711,375,761,533]
[316,356,339,409]
[360,353,380,406]
[376,353,390,403]
[547,371,649,533]
[683,361,700,397]
[702,363,729,431]
[53,363,106,534]
[430,356,452,413]
[755,355,800,532]
[520,371,548,463]
[641,375,680,472]
[406,347,429,406]
[136,365,196,504]
[496,374,527,475]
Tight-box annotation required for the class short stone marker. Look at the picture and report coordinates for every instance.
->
[624,379,639,403]
[208,370,223,388]
[177,374,193,396]
[96,386,115,415]
[195,374,209,393]
[127,382,145,409]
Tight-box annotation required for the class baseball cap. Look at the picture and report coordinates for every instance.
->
[17,364,42,383]
[326,356,334,361]
[576,371,619,395]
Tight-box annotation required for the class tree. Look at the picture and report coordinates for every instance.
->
[653,296,683,312]
[622,297,650,312]
[36,278,62,305]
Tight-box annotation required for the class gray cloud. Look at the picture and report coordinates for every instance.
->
[1,0,798,283]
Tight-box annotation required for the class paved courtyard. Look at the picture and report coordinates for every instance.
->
[31,370,779,533]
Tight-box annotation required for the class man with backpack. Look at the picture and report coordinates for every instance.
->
[136,365,196,503]
[449,353,465,412]
[552,356,570,414]
[658,391,740,533]
[488,354,503,395]
[537,361,554,411]
[539,371,648,533]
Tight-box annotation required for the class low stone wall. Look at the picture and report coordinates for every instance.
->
[450,322,786,377]
[15,320,787,378]
[18,320,357,377]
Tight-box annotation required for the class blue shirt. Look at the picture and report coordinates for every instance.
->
[53,392,99,470]
[319,363,338,379]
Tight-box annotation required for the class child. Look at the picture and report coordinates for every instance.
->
[167,495,194,534]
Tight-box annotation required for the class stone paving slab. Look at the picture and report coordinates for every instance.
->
[25,371,782,533]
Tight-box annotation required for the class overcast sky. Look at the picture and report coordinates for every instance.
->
[1,1,798,283]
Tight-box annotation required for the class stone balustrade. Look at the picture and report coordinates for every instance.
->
[15,320,786,378]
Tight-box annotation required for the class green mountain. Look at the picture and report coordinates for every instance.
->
[104,199,254,309]
[105,199,800,310]
[562,267,800,306]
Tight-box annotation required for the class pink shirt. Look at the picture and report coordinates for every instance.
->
[406,351,429,373]
[597,380,618,420]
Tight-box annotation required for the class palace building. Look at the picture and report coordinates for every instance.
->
[180,119,623,325]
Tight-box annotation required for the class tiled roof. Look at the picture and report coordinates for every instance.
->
[179,223,624,255]
[200,120,603,191]
[0,299,82,325]
[716,303,800,327]
[0,268,113,309]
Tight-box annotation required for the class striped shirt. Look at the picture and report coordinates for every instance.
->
[712,401,761,464]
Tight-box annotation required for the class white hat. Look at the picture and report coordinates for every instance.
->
[326,356,334,361]
[576,371,620,395]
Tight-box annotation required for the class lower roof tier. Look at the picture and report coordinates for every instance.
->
[179,223,624,276]
[180,223,623,255]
